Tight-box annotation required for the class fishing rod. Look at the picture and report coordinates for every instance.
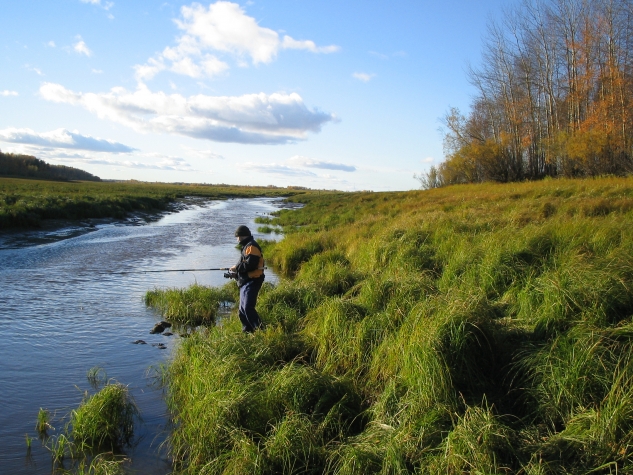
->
[102,267,233,275]
[101,267,266,275]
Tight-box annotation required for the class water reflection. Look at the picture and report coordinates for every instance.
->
[0,198,282,474]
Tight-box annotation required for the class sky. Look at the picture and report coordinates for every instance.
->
[0,0,509,191]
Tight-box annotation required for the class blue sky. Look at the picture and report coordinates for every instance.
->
[0,0,508,191]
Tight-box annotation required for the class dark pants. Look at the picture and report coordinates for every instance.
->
[238,277,264,333]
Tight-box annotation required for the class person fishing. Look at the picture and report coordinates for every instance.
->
[229,225,265,333]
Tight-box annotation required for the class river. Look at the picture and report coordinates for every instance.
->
[0,197,282,474]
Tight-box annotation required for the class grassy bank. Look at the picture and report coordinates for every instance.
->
[145,283,237,326]
[163,176,633,474]
[0,178,298,229]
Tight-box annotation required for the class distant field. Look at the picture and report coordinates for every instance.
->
[0,177,299,229]
[162,176,633,474]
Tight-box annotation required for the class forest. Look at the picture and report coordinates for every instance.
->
[0,151,101,182]
[420,0,633,188]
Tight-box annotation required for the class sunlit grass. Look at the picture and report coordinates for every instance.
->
[70,382,139,452]
[160,176,633,473]
[144,282,237,326]
[0,177,302,229]
[40,381,138,472]
[36,407,51,436]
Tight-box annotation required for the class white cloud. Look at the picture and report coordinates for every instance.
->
[65,155,195,171]
[181,145,224,160]
[281,36,340,54]
[135,1,339,81]
[369,51,388,60]
[74,36,92,57]
[352,72,375,82]
[0,128,136,153]
[80,0,114,11]
[25,65,43,76]
[369,50,407,59]
[40,82,336,145]
[237,156,357,179]
[4,143,195,172]
[288,155,356,172]
[237,162,318,178]
[47,41,56,48]
[422,157,434,163]
[0,90,18,97]
[91,69,103,74]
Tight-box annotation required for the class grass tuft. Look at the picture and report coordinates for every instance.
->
[70,382,139,451]
[36,407,51,435]
[144,282,236,325]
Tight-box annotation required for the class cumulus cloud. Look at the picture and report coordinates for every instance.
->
[46,41,56,48]
[288,155,356,172]
[0,128,136,153]
[352,72,375,82]
[422,157,434,163]
[73,36,92,57]
[39,82,335,144]
[1,90,19,97]
[135,1,339,81]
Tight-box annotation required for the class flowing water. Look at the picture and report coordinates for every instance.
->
[0,197,282,474]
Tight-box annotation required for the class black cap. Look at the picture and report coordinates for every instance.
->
[234,225,252,237]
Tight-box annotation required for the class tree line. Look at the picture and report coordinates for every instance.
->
[0,152,101,182]
[420,0,633,188]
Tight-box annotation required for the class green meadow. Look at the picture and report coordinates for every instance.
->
[0,177,296,229]
[148,176,633,474]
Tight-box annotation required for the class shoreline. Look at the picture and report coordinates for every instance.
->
[0,197,218,249]
[0,196,295,250]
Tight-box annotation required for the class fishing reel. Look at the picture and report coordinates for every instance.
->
[223,272,237,280]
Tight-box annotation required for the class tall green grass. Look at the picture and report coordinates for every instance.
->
[144,282,237,326]
[162,177,633,473]
[70,382,139,451]
[44,381,139,473]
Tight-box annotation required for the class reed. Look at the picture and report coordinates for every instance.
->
[162,176,633,473]
[36,407,51,435]
[55,454,128,475]
[41,382,138,472]
[70,382,139,451]
[144,282,236,325]
[86,366,107,389]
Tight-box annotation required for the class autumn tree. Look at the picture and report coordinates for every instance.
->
[426,0,633,187]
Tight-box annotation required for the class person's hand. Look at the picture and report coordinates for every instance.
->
[230,266,236,272]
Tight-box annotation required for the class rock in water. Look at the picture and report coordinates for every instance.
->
[132,339,147,344]
[159,321,172,328]
[163,332,173,336]
[150,323,165,334]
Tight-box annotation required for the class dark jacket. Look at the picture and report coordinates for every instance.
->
[235,236,265,287]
